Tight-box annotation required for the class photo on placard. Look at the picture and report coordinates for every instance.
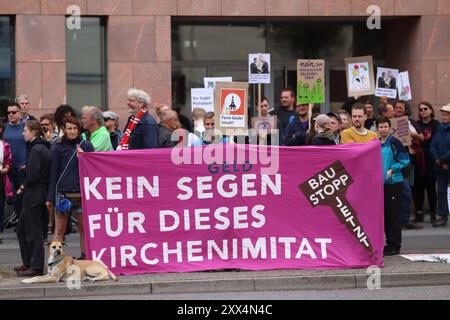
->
[248,53,271,84]
[344,56,375,97]
[375,67,399,99]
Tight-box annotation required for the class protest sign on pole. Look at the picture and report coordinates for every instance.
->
[297,59,325,104]
[398,71,412,101]
[191,88,214,113]
[249,53,271,84]
[214,81,249,136]
[344,56,375,98]
[204,77,232,89]
[375,67,399,99]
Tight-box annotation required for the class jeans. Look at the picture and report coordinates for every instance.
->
[400,179,412,225]
[436,172,450,222]
[0,177,5,233]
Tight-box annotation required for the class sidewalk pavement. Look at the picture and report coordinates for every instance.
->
[1,224,449,299]
[1,256,450,299]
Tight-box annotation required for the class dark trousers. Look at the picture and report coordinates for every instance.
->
[8,168,25,219]
[400,179,413,225]
[436,172,449,221]
[384,183,403,250]
[17,189,46,270]
[0,177,5,233]
[414,174,437,213]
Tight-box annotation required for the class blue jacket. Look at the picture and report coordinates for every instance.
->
[381,135,410,185]
[127,112,159,149]
[284,117,309,146]
[47,138,94,203]
[430,123,450,173]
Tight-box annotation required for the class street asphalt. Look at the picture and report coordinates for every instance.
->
[1,221,449,300]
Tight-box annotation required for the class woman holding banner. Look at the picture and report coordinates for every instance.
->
[46,116,94,260]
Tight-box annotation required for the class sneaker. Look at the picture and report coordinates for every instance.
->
[412,214,424,223]
[16,268,44,277]
[402,223,424,230]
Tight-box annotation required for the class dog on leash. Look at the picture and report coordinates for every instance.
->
[22,241,118,284]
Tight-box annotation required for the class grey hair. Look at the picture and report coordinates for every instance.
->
[16,94,30,104]
[161,110,178,123]
[128,88,150,106]
[82,106,104,125]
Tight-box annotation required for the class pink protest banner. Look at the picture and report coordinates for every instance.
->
[79,141,384,275]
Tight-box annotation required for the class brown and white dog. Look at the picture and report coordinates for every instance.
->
[22,241,118,284]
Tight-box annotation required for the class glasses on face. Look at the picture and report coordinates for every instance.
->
[41,123,50,127]
[7,111,18,115]
[419,108,429,112]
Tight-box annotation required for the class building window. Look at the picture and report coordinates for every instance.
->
[0,16,15,104]
[172,19,387,116]
[66,17,107,113]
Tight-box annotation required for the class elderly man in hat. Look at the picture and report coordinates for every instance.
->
[430,103,450,227]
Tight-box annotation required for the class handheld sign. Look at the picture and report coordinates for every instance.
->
[398,71,412,101]
[214,82,249,136]
[297,59,325,104]
[191,88,214,113]
[390,116,411,147]
[344,56,375,98]
[375,67,399,99]
[249,53,271,84]
[204,77,232,89]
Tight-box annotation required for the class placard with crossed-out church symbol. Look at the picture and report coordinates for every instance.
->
[219,88,246,128]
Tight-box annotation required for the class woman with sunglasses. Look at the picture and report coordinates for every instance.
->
[413,102,441,223]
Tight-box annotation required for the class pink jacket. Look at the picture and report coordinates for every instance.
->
[1,141,13,198]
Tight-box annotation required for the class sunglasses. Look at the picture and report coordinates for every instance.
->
[7,111,18,115]
[419,108,429,112]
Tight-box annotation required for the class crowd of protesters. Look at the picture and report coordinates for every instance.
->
[0,87,448,276]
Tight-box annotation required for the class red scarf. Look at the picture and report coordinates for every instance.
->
[119,109,147,150]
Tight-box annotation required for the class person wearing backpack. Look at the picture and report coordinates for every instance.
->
[377,117,410,256]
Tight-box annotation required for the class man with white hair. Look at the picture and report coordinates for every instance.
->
[81,106,113,151]
[119,88,158,150]
[16,95,37,121]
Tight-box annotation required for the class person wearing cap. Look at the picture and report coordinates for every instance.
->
[430,104,450,227]
[327,112,342,144]
[310,114,336,146]
[103,111,123,150]
[284,103,309,146]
